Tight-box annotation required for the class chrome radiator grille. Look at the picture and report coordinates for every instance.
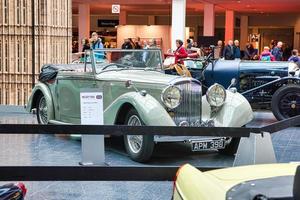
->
[172,80,202,126]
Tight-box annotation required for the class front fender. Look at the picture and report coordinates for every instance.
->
[26,82,55,121]
[104,91,175,126]
[202,90,253,127]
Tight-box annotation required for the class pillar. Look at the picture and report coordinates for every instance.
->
[148,16,155,25]
[203,3,215,36]
[240,15,248,50]
[225,10,234,42]
[119,10,127,25]
[171,0,186,50]
[294,17,300,50]
[78,4,90,52]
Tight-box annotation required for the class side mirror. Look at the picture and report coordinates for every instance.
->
[125,80,132,88]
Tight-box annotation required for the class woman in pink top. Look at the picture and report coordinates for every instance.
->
[259,46,275,61]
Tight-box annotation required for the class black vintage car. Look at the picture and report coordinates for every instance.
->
[181,57,300,120]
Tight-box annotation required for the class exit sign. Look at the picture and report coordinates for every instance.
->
[112,4,120,14]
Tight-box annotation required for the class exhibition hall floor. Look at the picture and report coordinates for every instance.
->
[0,106,299,199]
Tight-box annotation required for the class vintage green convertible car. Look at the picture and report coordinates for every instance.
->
[26,49,253,162]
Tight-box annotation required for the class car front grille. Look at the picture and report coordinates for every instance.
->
[172,80,202,127]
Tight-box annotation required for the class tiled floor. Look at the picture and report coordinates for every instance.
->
[0,106,299,199]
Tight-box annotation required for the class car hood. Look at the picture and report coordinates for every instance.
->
[96,69,183,85]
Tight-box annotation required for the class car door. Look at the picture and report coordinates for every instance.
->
[55,64,96,124]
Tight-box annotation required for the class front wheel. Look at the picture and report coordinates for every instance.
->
[271,84,300,120]
[123,108,154,163]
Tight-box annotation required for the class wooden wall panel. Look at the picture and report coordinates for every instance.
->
[0,0,72,105]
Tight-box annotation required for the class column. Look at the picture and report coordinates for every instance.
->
[225,10,234,42]
[294,17,300,50]
[171,0,186,50]
[119,10,127,25]
[240,15,248,50]
[203,3,215,36]
[78,4,90,52]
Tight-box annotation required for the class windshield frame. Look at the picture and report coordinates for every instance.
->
[85,48,164,74]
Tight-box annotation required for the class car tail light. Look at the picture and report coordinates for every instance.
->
[16,182,27,197]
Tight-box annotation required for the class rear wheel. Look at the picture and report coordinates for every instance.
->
[271,84,300,120]
[218,138,240,156]
[36,94,49,124]
[123,108,154,163]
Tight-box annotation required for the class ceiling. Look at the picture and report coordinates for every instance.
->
[72,0,300,15]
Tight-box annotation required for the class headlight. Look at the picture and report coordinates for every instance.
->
[161,85,181,109]
[206,83,226,107]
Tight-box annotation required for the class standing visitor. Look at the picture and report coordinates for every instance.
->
[223,40,235,60]
[288,49,300,66]
[243,43,257,60]
[214,40,223,59]
[121,38,133,49]
[233,40,241,59]
[259,46,275,61]
[90,32,104,60]
[134,37,142,49]
[91,32,103,50]
[81,38,90,55]
[186,39,193,49]
[174,39,188,64]
[272,41,283,61]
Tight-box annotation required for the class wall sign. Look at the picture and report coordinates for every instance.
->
[112,4,120,14]
[98,20,119,27]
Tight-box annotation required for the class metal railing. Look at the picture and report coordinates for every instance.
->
[0,115,299,181]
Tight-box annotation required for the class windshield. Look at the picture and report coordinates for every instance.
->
[85,49,163,73]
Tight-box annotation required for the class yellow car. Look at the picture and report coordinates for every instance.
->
[173,163,300,200]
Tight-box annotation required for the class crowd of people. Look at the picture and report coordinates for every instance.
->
[76,32,299,66]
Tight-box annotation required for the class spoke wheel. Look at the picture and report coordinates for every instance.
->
[37,95,48,124]
[127,115,143,154]
[272,84,300,120]
[279,93,300,119]
[123,108,154,163]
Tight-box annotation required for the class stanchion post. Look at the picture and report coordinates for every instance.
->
[233,132,277,166]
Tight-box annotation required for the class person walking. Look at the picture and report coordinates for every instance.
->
[233,40,241,59]
[223,40,235,60]
[272,41,283,61]
[259,46,275,61]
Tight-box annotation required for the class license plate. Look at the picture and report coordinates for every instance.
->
[191,139,225,151]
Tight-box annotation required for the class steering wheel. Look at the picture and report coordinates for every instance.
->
[101,63,130,71]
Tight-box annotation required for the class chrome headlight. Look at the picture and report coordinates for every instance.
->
[161,85,181,109]
[206,83,226,107]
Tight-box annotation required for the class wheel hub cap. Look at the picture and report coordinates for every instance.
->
[127,115,143,154]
